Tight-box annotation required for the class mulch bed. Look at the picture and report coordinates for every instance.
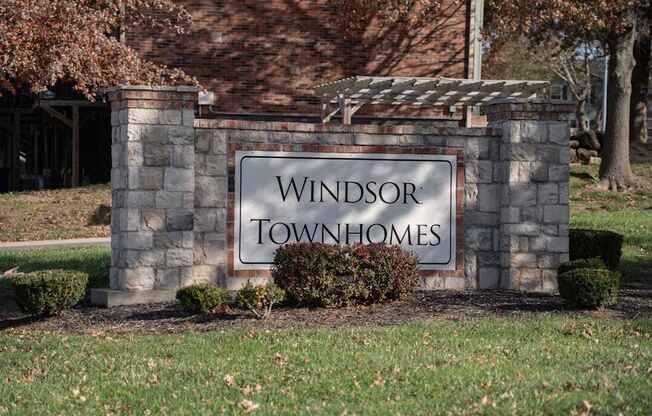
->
[2,288,651,335]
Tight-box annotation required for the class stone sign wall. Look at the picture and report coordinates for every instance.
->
[92,86,574,307]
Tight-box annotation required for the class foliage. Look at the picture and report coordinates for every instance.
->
[272,243,419,308]
[176,284,228,314]
[558,268,620,308]
[558,258,607,275]
[486,0,650,188]
[569,229,623,270]
[236,281,285,320]
[0,0,197,99]
[10,270,88,316]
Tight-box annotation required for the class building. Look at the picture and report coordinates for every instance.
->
[0,0,483,192]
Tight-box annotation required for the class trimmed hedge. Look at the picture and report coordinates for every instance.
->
[569,229,623,270]
[11,270,88,316]
[176,284,228,314]
[558,268,619,309]
[272,243,419,308]
[558,258,607,275]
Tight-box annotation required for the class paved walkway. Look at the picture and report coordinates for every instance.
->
[0,237,110,252]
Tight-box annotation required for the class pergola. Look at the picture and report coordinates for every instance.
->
[314,76,550,124]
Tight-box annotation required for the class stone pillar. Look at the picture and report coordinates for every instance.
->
[92,86,198,307]
[486,100,574,292]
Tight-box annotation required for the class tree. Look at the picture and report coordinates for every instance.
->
[630,15,650,144]
[0,0,197,100]
[487,0,648,190]
[486,35,602,134]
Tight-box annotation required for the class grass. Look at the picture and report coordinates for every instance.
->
[0,184,111,242]
[569,162,652,287]
[0,246,110,289]
[0,164,651,414]
[1,316,651,415]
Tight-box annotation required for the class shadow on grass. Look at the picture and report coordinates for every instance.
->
[570,171,595,181]
[620,254,652,290]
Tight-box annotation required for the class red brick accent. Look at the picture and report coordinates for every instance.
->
[485,100,576,123]
[125,0,469,116]
[227,143,465,280]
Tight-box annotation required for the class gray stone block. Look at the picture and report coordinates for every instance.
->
[543,205,569,223]
[141,209,166,232]
[211,131,228,154]
[123,249,166,267]
[118,267,155,291]
[167,249,194,267]
[477,184,500,212]
[549,165,569,182]
[91,288,176,307]
[143,143,170,166]
[204,155,227,176]
[128,167,163,190]
[194,209,217,232]
[164,168,194,192]
[169,126,194,144]
[195,129,211,153]
[195,176,227,208]
[153,231,193,249]
[155,268,180,289]
[478,268,500,289]
[167,209,194,231]
[125,191,155,208]
[155,191,184,209]
[500,207,520,224]
[503,222,540,236]
[122,231,153,250]
[538,183,558,204]
[139,125,169,144]
[466,228,494,251]
[548,123,569,145]
[508,184,537,207]
[171,145,194,168]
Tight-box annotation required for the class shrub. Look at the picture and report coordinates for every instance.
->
[354,244,420,303]
[272,243,419,307]
[569,229,623,270]
[176,284,228,314]
[558,258,607,275]
[236,281,285,320]
[11,270,88,316]
[558,268,620,309]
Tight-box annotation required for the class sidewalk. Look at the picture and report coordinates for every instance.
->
[0,237,110,252]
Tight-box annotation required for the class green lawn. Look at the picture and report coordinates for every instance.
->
[1,164,651,415]
[569,163,652,287]
[0,246,110,290]
[1,316,651,415]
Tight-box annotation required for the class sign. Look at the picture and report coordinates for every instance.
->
[234,151,457,270]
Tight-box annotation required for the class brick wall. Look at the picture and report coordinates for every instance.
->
[126,0,469,116]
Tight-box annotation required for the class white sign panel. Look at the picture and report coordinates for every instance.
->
[234,151,457,270]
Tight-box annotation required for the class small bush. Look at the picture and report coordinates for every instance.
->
[570,229,623,270]
[11,270,88,316]
[558,268,620,309]
[236,281,285,319]
[272,243,419,307]
[176,284,228,314]
[558,258,607,275]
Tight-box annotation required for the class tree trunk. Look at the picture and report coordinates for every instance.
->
[630,36,650,144]
[576,98,591,132]
[599,25,637,190]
